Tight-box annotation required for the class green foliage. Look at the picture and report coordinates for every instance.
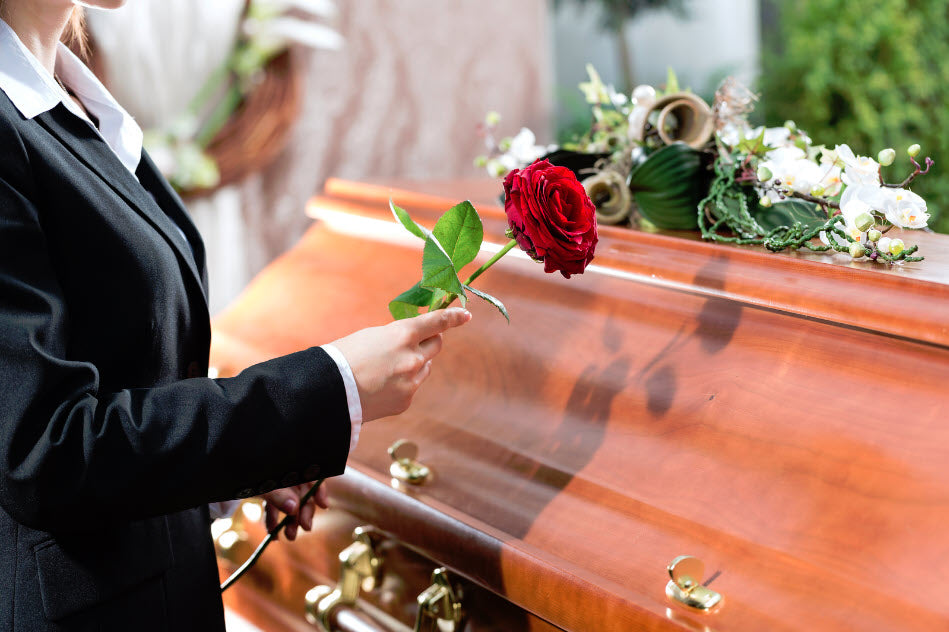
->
[628,143,710,229]
[388,199,509,321]
[431,202,483,272]
[760,0,949,232]
[755,200,827,233]
[389,283,434,320]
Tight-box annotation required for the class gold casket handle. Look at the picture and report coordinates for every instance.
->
[305,534,465,632]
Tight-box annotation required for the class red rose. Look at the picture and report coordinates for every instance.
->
[502,159,598,278]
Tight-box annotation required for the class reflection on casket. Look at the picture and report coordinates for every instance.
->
[211,178,949,631]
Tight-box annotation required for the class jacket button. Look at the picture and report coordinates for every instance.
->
[186,361,201,378]
[303,465,321,480]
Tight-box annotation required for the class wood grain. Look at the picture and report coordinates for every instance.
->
[213,179,949,631]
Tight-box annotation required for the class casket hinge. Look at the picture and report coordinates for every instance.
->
[389,439,431,485]
[305,526,381,630]
[665,555,722,611]
[414,567,464,632]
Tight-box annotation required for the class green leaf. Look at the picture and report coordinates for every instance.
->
[464,284,509,323]
[427,288,448,310]
[389,282,434,320]
[735,128,776,157]
[432,201,484,272]
[665,67,680,94]
[628,143,711,230]
[755,199,828,232]
[389,198,428,239]
[421,236,467,305]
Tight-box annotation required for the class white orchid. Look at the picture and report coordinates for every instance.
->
[840,183,930,229]
[880,188,929,229]
[243,15,343,51]
[758,146,841,200]
[715,121,750,148]
[486,127,556,177]
[509,128,553,165]
[834,144,880,187]
[250,0,337,19]
[243,0,342,54]
[820,197,872,248]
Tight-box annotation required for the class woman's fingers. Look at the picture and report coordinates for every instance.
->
[263,487,299,517]
[411,308,471,343]
[265,502,280,533]
[316,483,329,509]
[418,333,443,361]
[414,360,433,386]
[299,492,316,531]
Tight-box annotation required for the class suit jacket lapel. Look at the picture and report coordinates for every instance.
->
[136,151,210,297]
[35,105,208,309]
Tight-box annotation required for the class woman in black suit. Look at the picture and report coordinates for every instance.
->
[0,1,470,630]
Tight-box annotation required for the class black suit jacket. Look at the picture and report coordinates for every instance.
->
[0,93,352,631]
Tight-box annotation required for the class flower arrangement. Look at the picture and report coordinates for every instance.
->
[477,66,934,263]
[389,161,598,322]
[143,0,343,193]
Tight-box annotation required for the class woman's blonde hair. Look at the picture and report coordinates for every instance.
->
[62,7,88,57]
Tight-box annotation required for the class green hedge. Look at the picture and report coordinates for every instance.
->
[760,0,949,232]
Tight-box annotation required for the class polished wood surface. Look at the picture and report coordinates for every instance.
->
[213,178,949,631]
[218,507,562,631]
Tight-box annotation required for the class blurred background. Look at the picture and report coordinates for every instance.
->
[83,0,948,314]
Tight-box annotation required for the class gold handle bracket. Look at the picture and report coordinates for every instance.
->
[414,568,464,632]
[389,439,431,485]
[666,556,722,611]
[305,526,381,630]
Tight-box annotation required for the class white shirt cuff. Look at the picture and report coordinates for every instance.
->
[209,500,241,520]
[207,344,363,519]
[320,343,363,453]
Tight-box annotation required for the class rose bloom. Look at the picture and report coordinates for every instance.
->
[502,159,598,278]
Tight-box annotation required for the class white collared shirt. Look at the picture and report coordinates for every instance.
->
[0,18,363,518]
[0,17,143,174]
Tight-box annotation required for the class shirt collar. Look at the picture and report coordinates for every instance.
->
[0,18,143,175]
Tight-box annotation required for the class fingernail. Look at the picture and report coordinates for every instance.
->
[286,500,298,514]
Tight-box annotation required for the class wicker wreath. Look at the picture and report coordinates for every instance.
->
[81,13,303,198]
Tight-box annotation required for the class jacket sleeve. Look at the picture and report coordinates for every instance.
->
[0,135,351,533]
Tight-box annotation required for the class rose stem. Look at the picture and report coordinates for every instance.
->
[463,238,518,286]
[219,478,324,592]
[434,239,518,311]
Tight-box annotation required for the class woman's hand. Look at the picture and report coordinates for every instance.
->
[331,307,472,422]
[260,483,329,540]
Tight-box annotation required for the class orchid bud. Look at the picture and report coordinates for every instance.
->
[878,148,896,166]
[758,196,773,208]
[498,137,512,152]
[810,184,826,197]
[486,160,507,178]
[474,155,488,168]
[485,111,501,126]
[756,166,773,182]
[849,242,867,259]
[908,144,921,158]
[888,238,905,256]
[868,229,882,242]
[854,212,874,232]
[877,236,892,254]
[784,120,797,132]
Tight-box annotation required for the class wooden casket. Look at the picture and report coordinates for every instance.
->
[211,178,949,632]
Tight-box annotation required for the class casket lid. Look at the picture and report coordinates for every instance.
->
[212,178,949,632]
